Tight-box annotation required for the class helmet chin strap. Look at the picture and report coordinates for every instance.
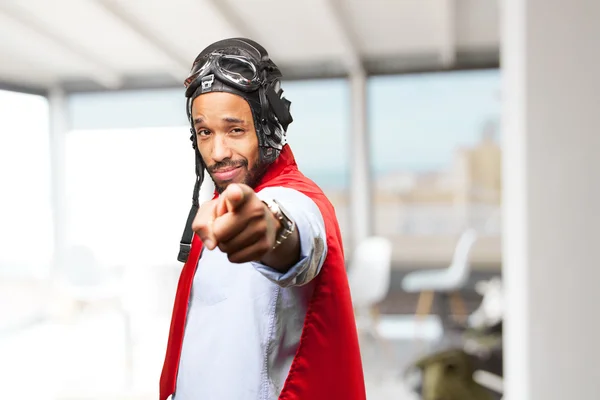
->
[177,131,204,263]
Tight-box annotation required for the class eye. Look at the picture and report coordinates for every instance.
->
[196,129,211,138]
[230,128,245,135]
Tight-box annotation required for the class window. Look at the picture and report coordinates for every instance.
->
[65,126,195,267]
[0,90,52,278]
[368,70,501,266]
[282,79,351,247]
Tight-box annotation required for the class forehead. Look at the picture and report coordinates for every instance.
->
[191,92,252,119]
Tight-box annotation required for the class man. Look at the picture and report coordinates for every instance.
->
[160,38,365,400]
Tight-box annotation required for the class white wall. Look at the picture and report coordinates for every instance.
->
[502,1,600,399]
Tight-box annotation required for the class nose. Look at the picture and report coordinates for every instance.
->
[211,134,232,162]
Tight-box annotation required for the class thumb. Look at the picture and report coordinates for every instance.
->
[192,199,219,250]
[223,184,247,212]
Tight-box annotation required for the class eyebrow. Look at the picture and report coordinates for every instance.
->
[223,116,247,124]
[193,116,247,125]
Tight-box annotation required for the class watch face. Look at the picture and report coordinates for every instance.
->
[265,200,281,220]
[271,202,281,216]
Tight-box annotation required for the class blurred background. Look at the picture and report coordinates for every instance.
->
[0,1,597,399]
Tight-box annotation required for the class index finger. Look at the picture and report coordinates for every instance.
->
[222,184,253,212]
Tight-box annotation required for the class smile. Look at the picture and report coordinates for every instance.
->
[211,166,243,182]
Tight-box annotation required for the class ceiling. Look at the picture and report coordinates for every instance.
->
[0,0,499,94]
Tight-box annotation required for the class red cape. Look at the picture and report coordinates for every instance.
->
[160,145,366,400]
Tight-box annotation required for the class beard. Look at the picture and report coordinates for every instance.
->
[207,157,269,194]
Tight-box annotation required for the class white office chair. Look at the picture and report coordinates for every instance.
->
[401,229,479,329]
[468,276,504,330]
[347,236,392,339]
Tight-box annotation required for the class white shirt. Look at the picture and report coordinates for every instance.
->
[174,187,327,400]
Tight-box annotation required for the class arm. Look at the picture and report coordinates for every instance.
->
[195,184,327,288]
[252,187,328,288]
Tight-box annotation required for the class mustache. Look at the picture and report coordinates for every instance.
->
[207,159,248,173]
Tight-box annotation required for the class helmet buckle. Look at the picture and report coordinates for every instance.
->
[201,74,215,93]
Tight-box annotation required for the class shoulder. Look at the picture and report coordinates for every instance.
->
[256,186,321,215]
[258,173,335,216]
[258,168,327,202]
[257,174,341,243]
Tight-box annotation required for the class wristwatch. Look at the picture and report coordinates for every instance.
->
[262,198,296,250]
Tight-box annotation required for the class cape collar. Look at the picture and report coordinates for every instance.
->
[257,144,297,186]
